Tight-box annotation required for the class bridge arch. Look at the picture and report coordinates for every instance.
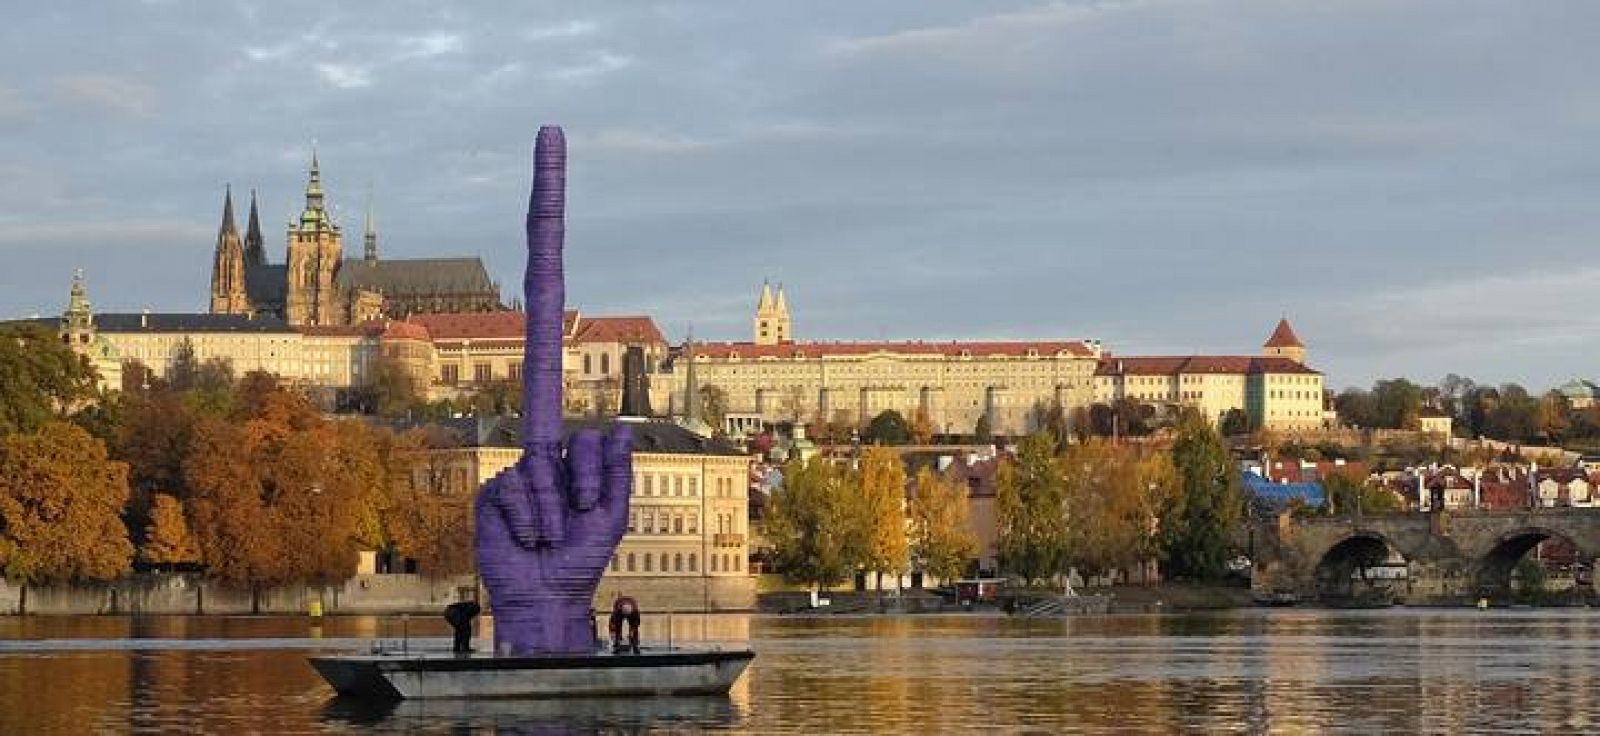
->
[1311,532,1409,603]
[1472,526,1585,599]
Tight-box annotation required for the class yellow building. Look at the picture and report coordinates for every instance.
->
[674,286,1102,436]
[1093,319,1325,431]
[409,310,667,412]
[414,417,755,611]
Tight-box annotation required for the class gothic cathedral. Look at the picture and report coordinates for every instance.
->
[208,151,504,326]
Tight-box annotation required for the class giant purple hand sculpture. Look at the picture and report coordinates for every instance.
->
[475,126,633,656]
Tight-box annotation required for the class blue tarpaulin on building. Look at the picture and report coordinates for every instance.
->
[1243,473,1326,512]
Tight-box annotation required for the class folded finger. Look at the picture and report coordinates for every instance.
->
[600,423,634,521]
[567,428,604,511]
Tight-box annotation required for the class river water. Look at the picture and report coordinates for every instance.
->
[2,609,1598,733]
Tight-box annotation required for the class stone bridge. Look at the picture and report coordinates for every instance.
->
[1250,509,1600,604]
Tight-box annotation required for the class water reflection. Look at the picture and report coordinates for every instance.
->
[5,611,1600,733]
[323,695,740,734]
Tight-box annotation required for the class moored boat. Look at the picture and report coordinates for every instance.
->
[310,648,755,700]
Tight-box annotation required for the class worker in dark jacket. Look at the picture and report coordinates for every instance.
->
[444,599,482,655]
[608,595,641,654]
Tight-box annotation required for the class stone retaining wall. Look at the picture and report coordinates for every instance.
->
[0,572,756,615]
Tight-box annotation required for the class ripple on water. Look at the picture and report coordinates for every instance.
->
[2,610,1599,733]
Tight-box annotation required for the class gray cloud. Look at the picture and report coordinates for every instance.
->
[52,74,158,119]
[3,0,1599,392]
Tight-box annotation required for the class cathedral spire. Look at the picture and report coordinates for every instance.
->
[363,186,378,263]
[220,184,237,236]
[757,280,774,312]
[243,188,265,266]
[211,186,250,315]
[297,147,334,233]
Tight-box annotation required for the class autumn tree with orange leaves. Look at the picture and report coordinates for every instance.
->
[139,493,199,569]
[183,386,397,600]
[0,422,133,585]
[386,428,474,577]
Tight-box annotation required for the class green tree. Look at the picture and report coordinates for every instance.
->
[1334,387,1378,429]
[908,468,977,582]
[358,353,421,417]
[974,414,993,442]
[1161,410,1242,580]
[1485,383,1539,442]
[1219,408,1251,437]
[862,410,912,445]
[858,447,909,594]
[996,432,1070,586]
[470,380,523,417]
[1323,472,1401,516]
[699,384,729,434]
[765,457,865,592]
[1537,391,1571,444]
[1373,378,1424,430]
[167,337,201,392]
[1059,439,1173,583]
[0,323,99,436]
[0,422,133,584]
[1029,401,1071,452]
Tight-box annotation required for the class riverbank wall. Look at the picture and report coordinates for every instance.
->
[0,573,757,615]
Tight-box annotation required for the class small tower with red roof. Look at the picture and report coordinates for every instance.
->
[1263,318,1306,365]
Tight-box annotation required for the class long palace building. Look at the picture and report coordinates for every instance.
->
[667,286,1325,435]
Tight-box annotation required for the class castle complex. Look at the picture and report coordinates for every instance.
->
[17,149,1328,436]
[208,153,502,326]
[34,269,1326,436]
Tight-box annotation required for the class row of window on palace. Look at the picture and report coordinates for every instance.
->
[635,474,741,498]
[439,362,522,384]
[434,354,636,384]
[610,551,743,574]
[626,509,740,535]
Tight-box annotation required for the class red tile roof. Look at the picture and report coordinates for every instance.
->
[689,340,1095,360]
[407,310,656,345]
[1264,318,1304,349]
[379,320,431,341]
[1096,355,1319,376]
[572,316,665,345]
[407,311,527,340]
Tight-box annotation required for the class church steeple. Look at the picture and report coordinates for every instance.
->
[296,147,336,234]
[284,148,344,326]
[63,269,93,339]
[754,280,781,345]
[1263,317,1307,365]
[243,188,265,266]
[754,280,791,345]
[363,188,378,263]
[210,185,250,315]
[773,283,791,343]
[220,185,237,236]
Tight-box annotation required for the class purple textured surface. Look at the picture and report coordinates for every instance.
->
[475,126,633,655]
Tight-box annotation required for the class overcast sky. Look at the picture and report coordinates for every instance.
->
[3,1,1598,390]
